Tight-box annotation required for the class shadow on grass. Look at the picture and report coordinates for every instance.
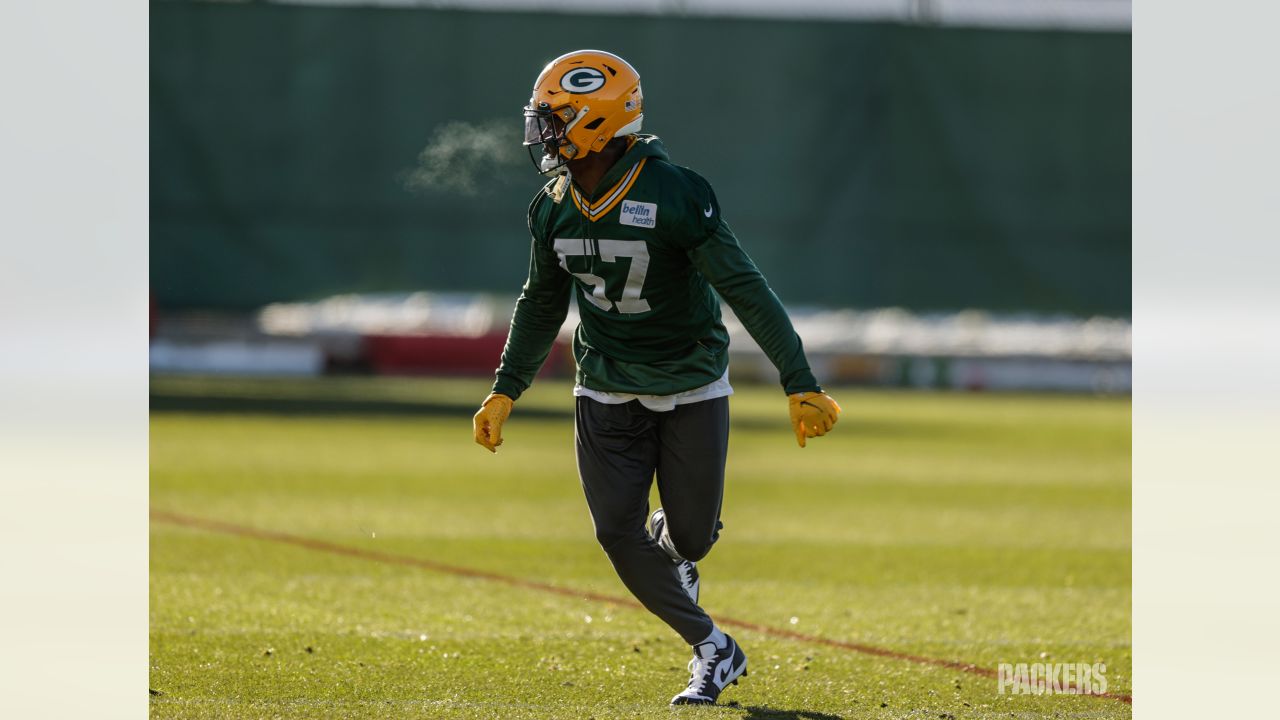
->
[731,705,845,720]
[150,391,992,443]
[148,392,800,432]
[149,392,571,419]
[149,389,969,439]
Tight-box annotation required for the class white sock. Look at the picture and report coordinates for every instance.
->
[699,626,727,650]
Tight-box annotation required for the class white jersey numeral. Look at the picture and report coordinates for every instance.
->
[553,238,652,314]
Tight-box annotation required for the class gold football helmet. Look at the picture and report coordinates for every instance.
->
[523,50,644,175]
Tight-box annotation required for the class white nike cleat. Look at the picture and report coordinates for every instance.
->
[670,634,747,705]
[649,508,699,604]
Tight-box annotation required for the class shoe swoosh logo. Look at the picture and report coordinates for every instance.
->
[714,659,734,687]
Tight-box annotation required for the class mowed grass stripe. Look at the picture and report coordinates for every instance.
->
[152,508,1130,705]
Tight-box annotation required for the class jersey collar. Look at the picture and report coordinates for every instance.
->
[567,135,667,222]
[569,156,648,222]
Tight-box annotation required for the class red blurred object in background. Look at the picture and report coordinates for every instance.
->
[362,332,567,377]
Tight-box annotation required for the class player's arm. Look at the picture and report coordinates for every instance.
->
[492,237,572,401]
[688,220,816,393]
[474,232,571,452]
[687,220,840,447]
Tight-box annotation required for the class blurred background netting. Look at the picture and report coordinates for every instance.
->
[150,0,1130,392]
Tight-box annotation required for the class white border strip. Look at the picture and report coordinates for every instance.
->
[245,0,1131,32]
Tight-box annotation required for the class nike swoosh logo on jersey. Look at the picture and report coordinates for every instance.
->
[703,204,713,217]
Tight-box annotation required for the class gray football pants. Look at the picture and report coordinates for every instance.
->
[574,395,729,645]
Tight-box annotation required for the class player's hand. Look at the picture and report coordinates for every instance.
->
[788,391,841,448]
[472,393,514,453]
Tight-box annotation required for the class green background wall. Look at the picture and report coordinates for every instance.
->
[151,2,1130,315]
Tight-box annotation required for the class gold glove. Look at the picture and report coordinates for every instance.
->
[472,393,514,453]
[788,391,841,448]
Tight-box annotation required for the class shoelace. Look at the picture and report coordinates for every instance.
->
[684,654,714,694]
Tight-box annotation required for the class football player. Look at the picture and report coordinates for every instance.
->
[472,49,841,706]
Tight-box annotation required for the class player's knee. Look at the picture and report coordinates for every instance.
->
[669,529,714,563]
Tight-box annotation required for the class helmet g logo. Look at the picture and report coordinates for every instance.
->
[560,67,606,94]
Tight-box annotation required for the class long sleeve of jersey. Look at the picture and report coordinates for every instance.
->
[688,222,821,395]
[492,238,571,401]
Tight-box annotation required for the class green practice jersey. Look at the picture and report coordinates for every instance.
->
[492,135,820,400]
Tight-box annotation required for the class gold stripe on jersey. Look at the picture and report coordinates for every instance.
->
[570,157,648,222]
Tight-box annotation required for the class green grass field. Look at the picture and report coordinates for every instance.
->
[150,376,1131,719]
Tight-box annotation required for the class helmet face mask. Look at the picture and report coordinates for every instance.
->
[522,102,577,175]
[520,50,644,177]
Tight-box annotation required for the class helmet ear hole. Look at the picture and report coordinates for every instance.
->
[582,117,605,131]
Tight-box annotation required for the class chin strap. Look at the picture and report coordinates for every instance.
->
[549,172,569,204]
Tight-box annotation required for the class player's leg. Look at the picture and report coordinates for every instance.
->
[575,397,715,646]
[647,507,699,603]
[653,395,730,564]
[651,395,746,705]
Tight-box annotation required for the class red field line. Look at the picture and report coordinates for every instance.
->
[151,509,1131,706]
